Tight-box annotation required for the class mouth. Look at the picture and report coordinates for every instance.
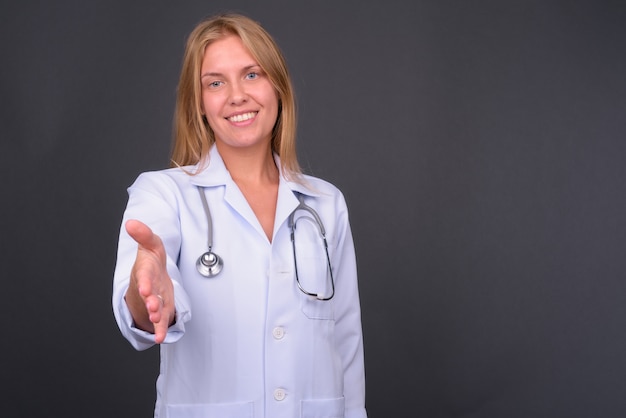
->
[227,111,257,123]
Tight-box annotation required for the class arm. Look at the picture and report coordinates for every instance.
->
[332,193,367,418]
[112,172,191,350]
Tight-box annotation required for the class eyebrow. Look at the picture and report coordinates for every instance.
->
[200,64,261,79]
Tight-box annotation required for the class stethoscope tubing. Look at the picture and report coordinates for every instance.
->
[195,187,334,300]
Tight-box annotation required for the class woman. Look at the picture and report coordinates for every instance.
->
[112,13,367,418]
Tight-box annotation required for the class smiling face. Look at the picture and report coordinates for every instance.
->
[200,35,279,154]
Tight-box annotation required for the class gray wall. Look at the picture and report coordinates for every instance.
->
[2,1,625,416]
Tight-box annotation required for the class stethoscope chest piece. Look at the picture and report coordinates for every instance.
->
[196,251,223,277]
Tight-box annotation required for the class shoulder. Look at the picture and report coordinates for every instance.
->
[132,166,195,186]
[292,173,343,199]
[129,166,197,199]
[299,173,342,195]
[295,174,354,237]
[296,174,349,210]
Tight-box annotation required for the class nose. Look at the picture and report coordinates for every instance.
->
[228,80,247,105]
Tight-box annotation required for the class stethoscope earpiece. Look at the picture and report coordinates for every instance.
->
[196,251,223,277]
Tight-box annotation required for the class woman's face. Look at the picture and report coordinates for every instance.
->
[200,35,279,153]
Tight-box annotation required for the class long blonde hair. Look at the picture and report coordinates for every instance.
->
[171,13,301,179]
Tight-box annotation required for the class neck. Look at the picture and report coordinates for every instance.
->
[216,142,279,186]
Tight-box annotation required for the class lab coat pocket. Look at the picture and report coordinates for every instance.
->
[300,290,335,320]
[296,252,335,319]
[166,401,254,417]
[300,396,345,418]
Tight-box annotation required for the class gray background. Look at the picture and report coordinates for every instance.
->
[2,1,626,417]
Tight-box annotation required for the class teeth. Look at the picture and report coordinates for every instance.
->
[229,112,256,122]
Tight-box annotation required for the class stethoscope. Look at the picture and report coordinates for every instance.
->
[195,187,224,277]
[195,187,335,300]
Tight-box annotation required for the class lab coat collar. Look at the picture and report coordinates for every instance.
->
[188,145,234,188]
[187,145,320,242]
[188,145,320,198]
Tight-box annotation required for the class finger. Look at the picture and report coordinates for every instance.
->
[132,257,161,299]
[147,294,170,344]
[153,319,169,344]
[145,293,163,314]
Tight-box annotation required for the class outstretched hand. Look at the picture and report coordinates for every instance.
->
[124,219,175,344]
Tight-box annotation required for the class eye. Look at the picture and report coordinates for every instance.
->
[208,80,223,88]
[245,72,259,80]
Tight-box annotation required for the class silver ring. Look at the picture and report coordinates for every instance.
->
[156,294,164,306]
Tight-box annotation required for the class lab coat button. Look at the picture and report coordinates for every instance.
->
[273,388,286,401]
[272,326,285,340]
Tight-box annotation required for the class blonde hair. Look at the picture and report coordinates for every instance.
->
[171,13,301,179]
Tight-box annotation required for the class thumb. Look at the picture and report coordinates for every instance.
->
[125,219,163,252]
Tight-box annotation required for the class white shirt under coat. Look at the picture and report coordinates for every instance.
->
[112,145,367,418]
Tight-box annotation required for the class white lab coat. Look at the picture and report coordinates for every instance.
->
[112,145,367,418]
